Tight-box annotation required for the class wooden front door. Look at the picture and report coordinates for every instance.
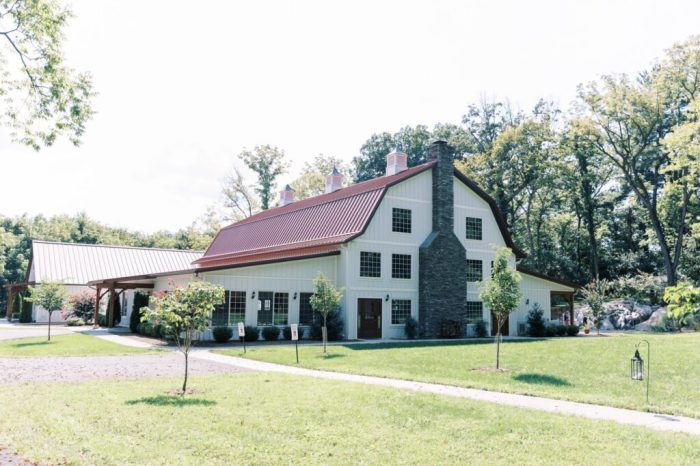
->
[357,298,382,339]
[491,312,509,336]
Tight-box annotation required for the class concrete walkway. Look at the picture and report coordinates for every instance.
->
[191,351,700,437]
[61,331,700,437]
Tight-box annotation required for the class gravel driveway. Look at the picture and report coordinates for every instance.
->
[0,353,249,384]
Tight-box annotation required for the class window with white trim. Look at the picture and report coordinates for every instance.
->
[391,299,411,325]
[360,251,381,277]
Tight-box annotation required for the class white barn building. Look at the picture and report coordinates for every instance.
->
[87,141,577,340]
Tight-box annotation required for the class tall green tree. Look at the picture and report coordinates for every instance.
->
[0,0,94,149]
[238,145,288,210]
[479,248,521,369]
[290,154,350,200]
[353,125,433,182]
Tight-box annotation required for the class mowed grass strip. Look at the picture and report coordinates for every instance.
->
[0,333,153,357]
[216,333,700,417]
[0,373,698,465]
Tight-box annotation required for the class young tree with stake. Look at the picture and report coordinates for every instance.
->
[480,247,521,369]
[141,281,224,394]
[310,273,343,354]
[26,281,68,341]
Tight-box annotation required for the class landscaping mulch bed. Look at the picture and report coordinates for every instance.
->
[0,353,249,384]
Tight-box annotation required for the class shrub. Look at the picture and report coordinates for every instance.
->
[310,310,344,341]
[212,326,233,343]
[137,321,164,338]
[11,293,21,320]
[20,296,33,323]
[68,292,96,322]
[545,325,557,337]
[439,319,463,338]
[404,317,418,339]
[474,320,488,338]
[243,326,259,342]
[566,324,580,336]
[607,273,666,305]
[261,326,280,341]
[526,303,546,337]
[555,324,567,337]
[131,291,150,333]
[98,313,107,327]
[66,318,85,327]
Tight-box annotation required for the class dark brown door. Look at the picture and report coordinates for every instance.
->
[358,298,382,339]
[491,312,509,336]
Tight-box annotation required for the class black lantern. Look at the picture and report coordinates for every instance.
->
[630,349,644,381]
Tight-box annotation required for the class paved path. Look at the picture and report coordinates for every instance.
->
[191,350,700,437]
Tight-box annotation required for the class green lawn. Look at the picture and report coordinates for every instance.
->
[0,333,153,357]
[0,373,697,465]
[216,333,700,417]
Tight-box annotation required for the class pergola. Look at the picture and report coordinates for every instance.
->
[3,282,32,320]
[90,280,154,328]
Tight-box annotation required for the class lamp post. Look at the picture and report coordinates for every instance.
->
[630,339,650,404]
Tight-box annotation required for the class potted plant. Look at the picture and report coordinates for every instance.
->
[583,323,590,334]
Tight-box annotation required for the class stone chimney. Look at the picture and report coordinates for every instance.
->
[385,147,408,176]
[279,184,295,206]
[325,166,343,193]
[418,140,467,338]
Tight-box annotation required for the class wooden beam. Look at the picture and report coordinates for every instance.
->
[94,282,154,290]
[5,288,14,320]
[93,286,101,329]
[107,287,115,329]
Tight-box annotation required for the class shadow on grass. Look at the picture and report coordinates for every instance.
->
[512,373,571,386]
[343,339,547,351]
[125,395,216,407]
[12,341,52,348]
[318,353,346,359]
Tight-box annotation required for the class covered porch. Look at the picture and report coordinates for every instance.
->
[89,279,154,328]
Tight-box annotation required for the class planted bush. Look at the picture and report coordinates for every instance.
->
[68,292,96,323]
[243,326,259,342]
[261,326,280,341]
[555,324,567,337]
[526,304,546,337]
[566,324,580,336]
[404,317,418,339]
[310,310,344,341]
[545,325,557,337]
[66,318,85,326]
[131,291,150,333]
[20,297,33,323]
[212,326,233,343]
[474,320,488,338]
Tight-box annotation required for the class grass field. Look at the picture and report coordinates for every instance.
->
[0,372,698,465]
[216,333,700,417]
[0,333,153,357]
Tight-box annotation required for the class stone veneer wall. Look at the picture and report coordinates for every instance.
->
[418,141,468,338]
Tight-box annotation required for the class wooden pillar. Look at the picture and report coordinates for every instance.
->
[107,286,115,328]
[6,288,15,320]
[93,286,101,328]
[569,292,575,325]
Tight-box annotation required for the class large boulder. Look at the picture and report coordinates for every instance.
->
[635,308,668,332]
[579,299,657,330]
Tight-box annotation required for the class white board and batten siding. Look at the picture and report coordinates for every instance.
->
[197,257,338,340]
[343,170,432,339]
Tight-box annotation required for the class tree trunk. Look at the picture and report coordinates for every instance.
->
[495,331,501,369]
[322,314,328,354]
[48,311,52,342]
[182,351,189,394]
[646,206,677,285]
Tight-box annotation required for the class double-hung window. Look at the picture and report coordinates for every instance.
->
[392,208,412,233]
[360,251,381,277]
[466,259,483,282]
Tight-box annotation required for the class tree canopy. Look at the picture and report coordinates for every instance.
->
[0,0,94,149]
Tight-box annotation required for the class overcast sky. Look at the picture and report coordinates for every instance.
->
[2,0,699,233]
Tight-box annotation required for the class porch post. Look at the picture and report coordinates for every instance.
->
[107,286,115,328]
[6,287,15,320]
[93,286,101,328]
[569,292,574,325]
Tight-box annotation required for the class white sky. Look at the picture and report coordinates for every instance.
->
[1,0,699,233]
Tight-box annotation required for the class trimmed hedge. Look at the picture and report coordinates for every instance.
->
[130,291,150,333]
[213,326,233,343]
[20,296,33,323]
[261,326,280,341]
[243,326,259,342]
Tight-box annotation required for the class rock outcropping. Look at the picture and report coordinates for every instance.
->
[578,299,663,330]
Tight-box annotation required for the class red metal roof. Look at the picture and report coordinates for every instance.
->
[194,160,525,269]
[194,162,436,268]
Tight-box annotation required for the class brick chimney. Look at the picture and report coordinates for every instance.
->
[279,184,295,206]
[418,140,468,338]
[385,147,408,176]
[325,166,343,193]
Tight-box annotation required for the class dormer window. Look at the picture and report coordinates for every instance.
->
[392,208,412,233]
